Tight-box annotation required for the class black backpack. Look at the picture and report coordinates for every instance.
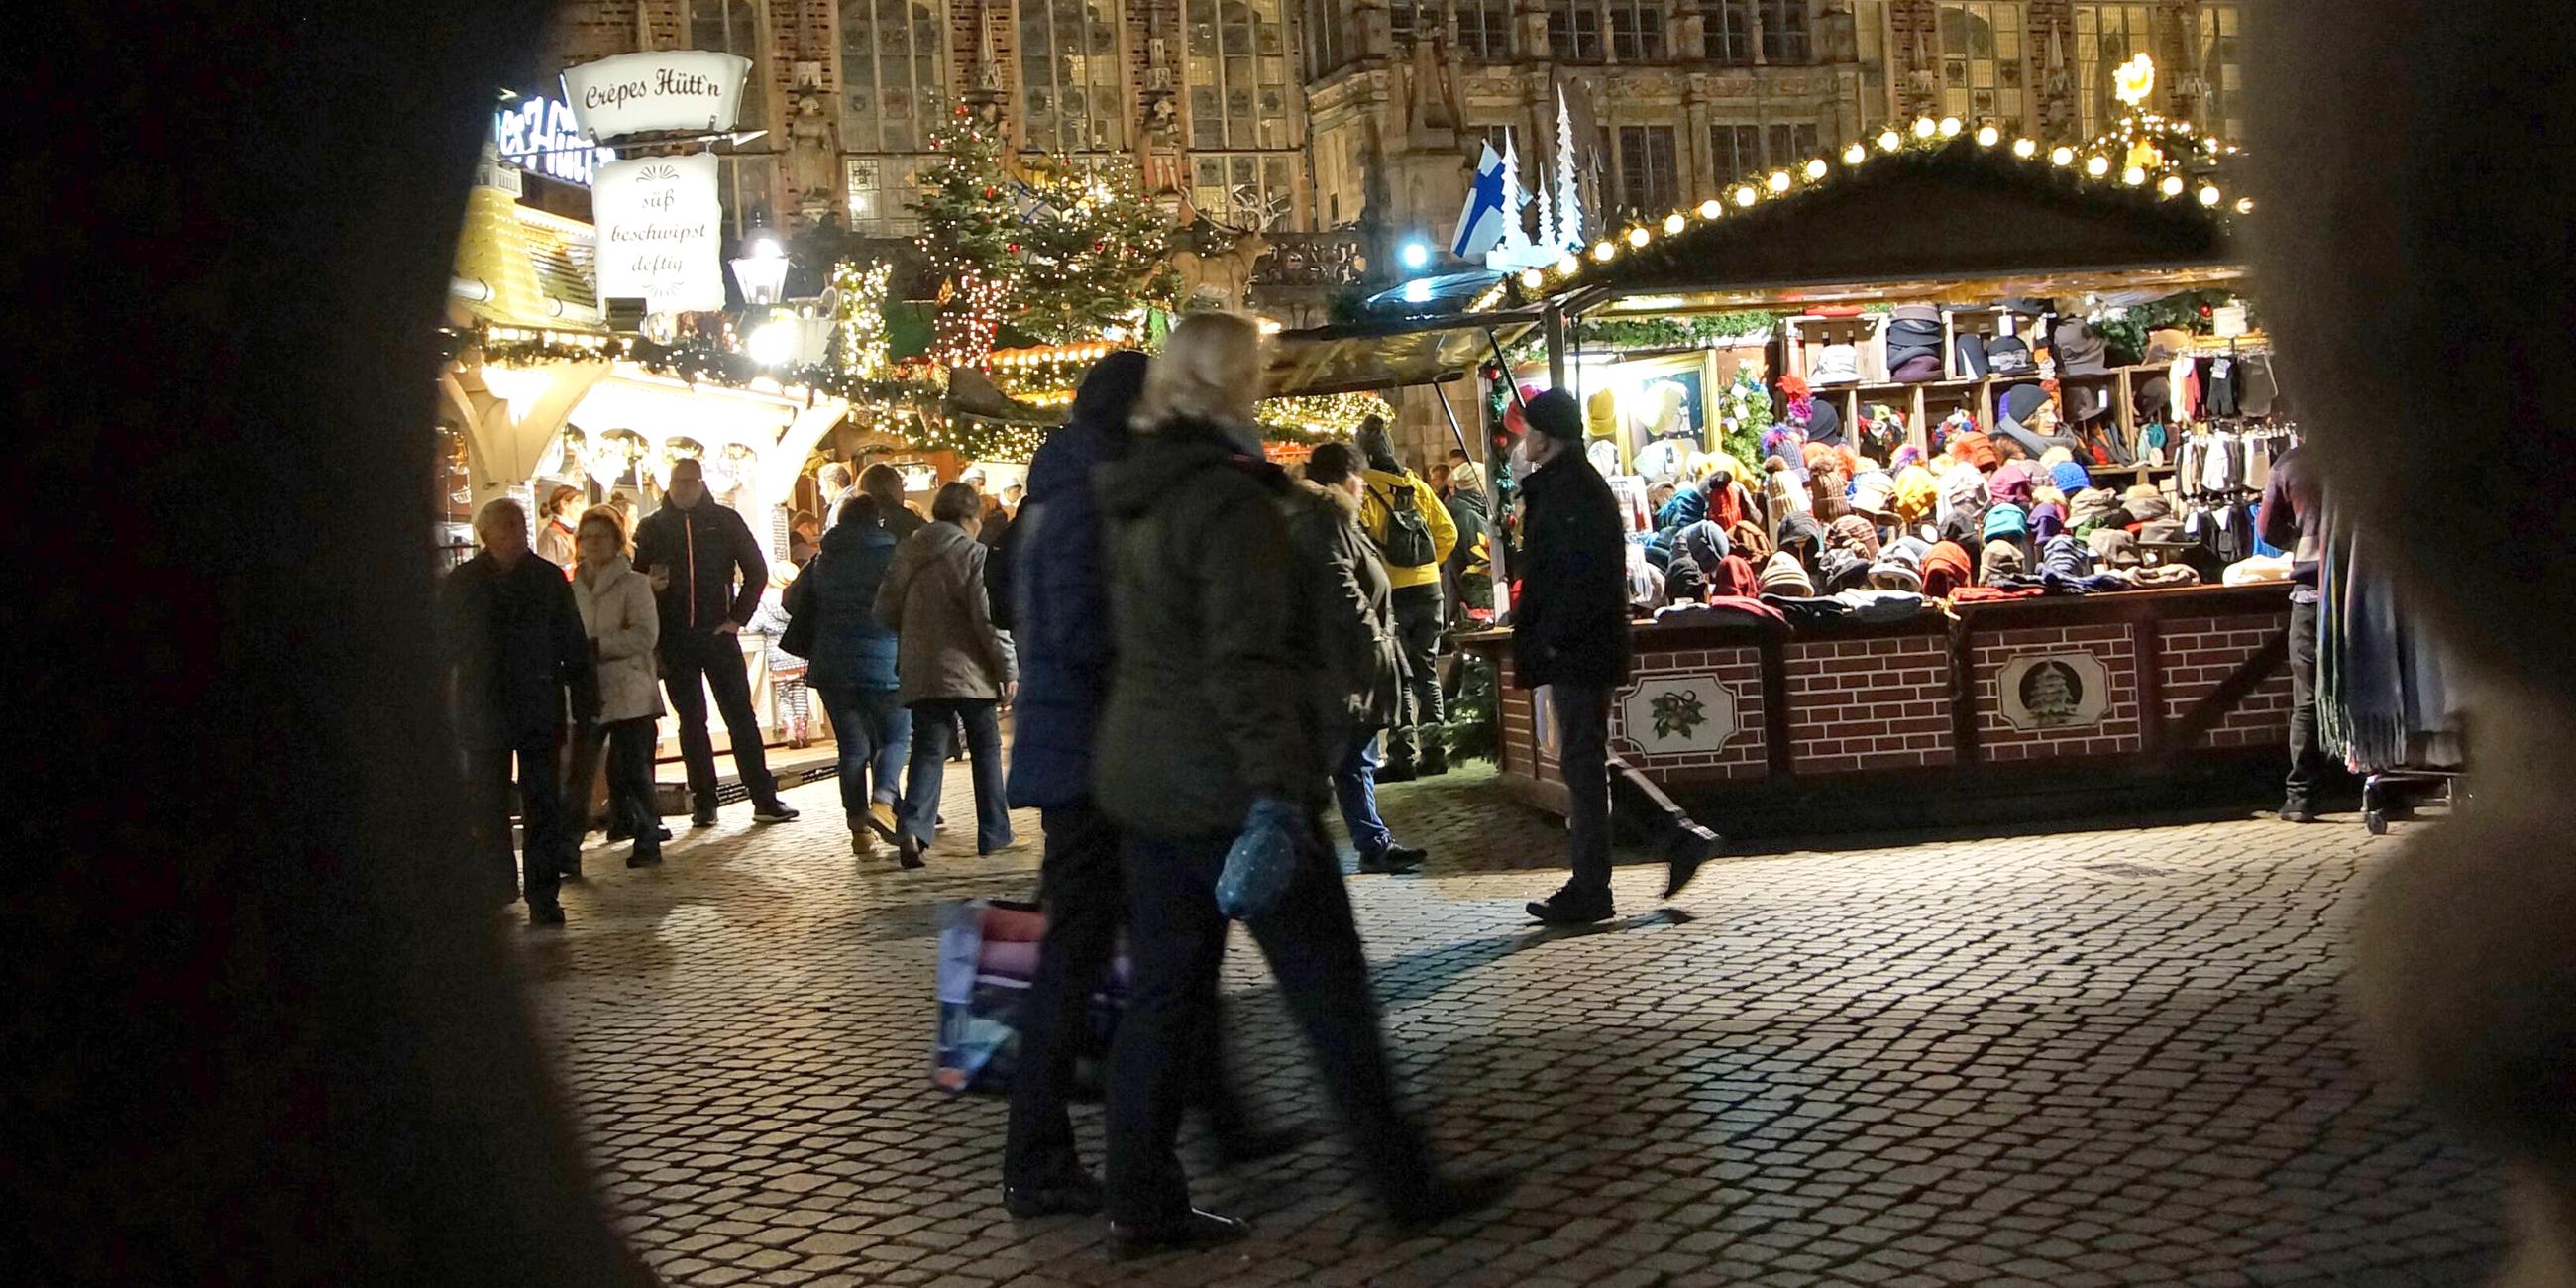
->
[1369,480,1438,568]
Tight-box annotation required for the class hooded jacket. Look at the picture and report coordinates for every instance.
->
[1285,478,1404,737]
[1005,352,1143,809]
[789,510,902,694]
[632,495,767,637]
[1511,444,1632,690]
[570,555,663,723]
[1094,415,1324,838]
[1356,465,1459,590]
[438,550,598,750]
[875,521,1016,705]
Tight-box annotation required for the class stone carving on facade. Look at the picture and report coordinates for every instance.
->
[1815,4,1859,65]
[2041,20,2077,139]
[785,91,840,216]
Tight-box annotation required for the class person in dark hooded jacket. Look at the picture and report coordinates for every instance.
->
[1090,312,1505,1253]
[999,353,1303,1221]
[786,493,910,857]
[1292,442,1422,875]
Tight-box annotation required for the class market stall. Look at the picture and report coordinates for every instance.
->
[1462,96,2304,833]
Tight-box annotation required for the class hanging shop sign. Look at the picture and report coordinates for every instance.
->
[594,154,726,314]
[560,51,752,141]
[493,95,616,186]
[1997,652,2113,732]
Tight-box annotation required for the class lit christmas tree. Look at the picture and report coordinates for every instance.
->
[1015,157,1180,343]
[913,108,1021,369]
[828,259,893,378]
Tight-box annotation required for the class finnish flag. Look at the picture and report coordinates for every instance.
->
[1450,142,1509,260]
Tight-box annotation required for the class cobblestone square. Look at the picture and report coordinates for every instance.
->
[518,765,2503,1287]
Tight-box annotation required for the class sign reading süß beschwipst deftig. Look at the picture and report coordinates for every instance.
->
[560,51,752,141]
[593,153,725,313]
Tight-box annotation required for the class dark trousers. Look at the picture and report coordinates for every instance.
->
[902,698,1012,852]
[661,629,780,815]
[1003,801,1255,1188]
[1553,682,1614,895]
[1104,828,1433,1225]
[467,730,565,910]
[2286,596,2325,807]
[1390,583,1446,763]
[564,717,661,864]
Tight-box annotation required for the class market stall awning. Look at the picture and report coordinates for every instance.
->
[448,186,606,332]
[1266,311,1539,397]
[1536,136,2240,313]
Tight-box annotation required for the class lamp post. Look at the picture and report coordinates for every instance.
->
[730,228,796,367]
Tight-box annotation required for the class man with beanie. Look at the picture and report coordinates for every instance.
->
[2261,446,2327,822]
[1512,390,1642,923]
[1353,416,1458,780]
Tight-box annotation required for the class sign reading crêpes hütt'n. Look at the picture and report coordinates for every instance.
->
[560,51,752,140]
[594,154,725,314]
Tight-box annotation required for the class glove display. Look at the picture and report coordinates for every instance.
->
[1215,797,1308,921]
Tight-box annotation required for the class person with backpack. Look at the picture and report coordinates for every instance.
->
[1352,417,1456,782]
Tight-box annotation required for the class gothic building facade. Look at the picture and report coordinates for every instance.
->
[533,1,2244,258]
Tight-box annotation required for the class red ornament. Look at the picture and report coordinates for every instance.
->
[2199,303,2214,318]
[984,186,999,199]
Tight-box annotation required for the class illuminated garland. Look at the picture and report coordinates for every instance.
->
[1504,111,2249,307]
[830,260,892,378]
[1257,391,1394,441]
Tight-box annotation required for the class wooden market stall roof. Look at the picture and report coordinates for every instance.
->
[1265,310,1539,397]
[1532,130,2247,315]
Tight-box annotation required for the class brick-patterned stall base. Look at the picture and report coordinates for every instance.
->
[1783,633,1956,775]
[1974,621,2144,761]
[1473,584,2293,825]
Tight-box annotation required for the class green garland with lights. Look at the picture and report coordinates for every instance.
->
[1569,310,1785,352]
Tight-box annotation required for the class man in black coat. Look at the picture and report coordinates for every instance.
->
[632,458,799,826]
[440,498,599,926]
[1512,390,1635,924]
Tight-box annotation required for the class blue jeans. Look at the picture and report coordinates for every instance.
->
[1331,728,1393,861]
[814,684,910,831]
[902,698,1012,852]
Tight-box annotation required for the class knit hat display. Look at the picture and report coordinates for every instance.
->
[1524,388,1585,442]
[2050,460,2093,494]
[1713,554,1763,598]
[2088,527,2141,569]
[1985,333,2034,375]
[1818,547,1873,593]
[1988,461,2037,506]
[1803,397,1844,446]
[1678,520,1730,572]
[1939,461,1990,525]
[1775,512,1826,560]
[2061,381,2114,423]
[2125,493,2174,524]
[2069,486,2120,531]
[1809,343,1862,385]
[1983,502,2030,543]
[1980,539,2027,583]
[1954,329,1989,378]
[2030,501,2068,543]
[1729,519,1773,563]
[2144,327,2195,364]
[2040,533,2093,579]
[1950,430,2000,472]
[2052,318,2109,375]
[1869,535,1929,592]
[1849,469,1898,518]
[1759,551,1815,595]
[1997,382,2051,433]
[1829,514,1883,560]
[1892,465,1940,524]
[1922,541,1974,598]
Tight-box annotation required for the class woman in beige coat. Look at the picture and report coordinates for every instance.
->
[564,505,665,870]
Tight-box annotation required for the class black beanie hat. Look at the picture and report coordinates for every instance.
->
[1525,388,1584,442]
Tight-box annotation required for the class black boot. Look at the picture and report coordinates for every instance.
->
[1526,885,1614,925]
[1108,1209,1249,1257]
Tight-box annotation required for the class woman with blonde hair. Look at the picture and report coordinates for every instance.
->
[562,503,664,871]
[1090,312,1505,1251]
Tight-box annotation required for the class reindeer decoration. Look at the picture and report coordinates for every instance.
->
[1169,215,1274,312]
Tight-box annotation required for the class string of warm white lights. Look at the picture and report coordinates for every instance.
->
[1490,111,2249,311]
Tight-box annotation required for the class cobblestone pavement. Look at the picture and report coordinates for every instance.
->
[517,762,2505,1287]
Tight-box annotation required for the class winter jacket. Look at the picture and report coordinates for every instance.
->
[788,511,902,693]
[569,555,663,722]
[1285,478,1403,739]
[438,551,598,749]
[1356,466,1458,590]
[1444,485,1491,576]
[1095,415,1324,838]
[1006,353,1142,809]
[1512,448,1633,690]
[631,496,767,638]
[875,520,1016,705]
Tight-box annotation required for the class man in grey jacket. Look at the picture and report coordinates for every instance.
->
[876,482,1019,865]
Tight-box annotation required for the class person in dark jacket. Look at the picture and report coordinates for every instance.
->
[1513,389,1637,924]
[1295,442,1425,875]
[786,493,912,857]
[998,352,1295,1223]
[439,497,598,927]
[858,462,927,541]
[2261,445,2328,823]
[876,483,1017,863]
[630,458,799,827]
[1092,312,1506,1253]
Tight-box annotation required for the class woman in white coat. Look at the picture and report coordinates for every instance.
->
[564,504,666,870]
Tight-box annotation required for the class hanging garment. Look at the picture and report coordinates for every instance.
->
[2238,353,2279,417]
[2205,355,2240,417]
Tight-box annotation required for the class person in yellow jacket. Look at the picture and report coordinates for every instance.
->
[1353,417,1458,779]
